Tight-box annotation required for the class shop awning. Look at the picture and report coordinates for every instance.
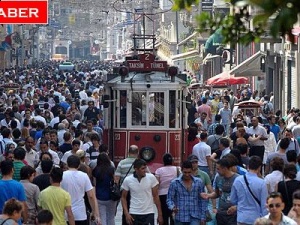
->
[171,50,199,61]
[230,51,265,77]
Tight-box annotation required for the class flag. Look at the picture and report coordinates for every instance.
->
[0,41,10,51]
[6,24,13,35]
[4,33,13,46]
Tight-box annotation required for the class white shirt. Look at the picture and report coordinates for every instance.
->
[264,170,283,194]
[192,142,211,166]
[248,125,268,146]
[82,141,92,151]
[79,91,88,100]
[0,119,21,129]
[264,213,297,225]
[49,117,59,128]
[34,115,47,127]
[24,148,37,168]
[264,132,277,153]
[121,173,158,214]
[292,124,300,139]
[57,130,66,146]
[61,170,93,220]
[61,150,75,164]
[35,149,60,166]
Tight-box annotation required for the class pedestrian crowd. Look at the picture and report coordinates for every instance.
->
[0,60,118,225]
[0,59,300,225]
[172,87,300,225]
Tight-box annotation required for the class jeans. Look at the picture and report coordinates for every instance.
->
[130,213,154,225]
[159,195,174,225]
[122,191,131,225]
[97,199,118,225]
[198,166,209,174]
[174,217,201,225]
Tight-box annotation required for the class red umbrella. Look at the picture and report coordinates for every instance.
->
[206,71,248,86]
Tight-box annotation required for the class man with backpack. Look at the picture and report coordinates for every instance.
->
[208,114,223,136]
[261,95,273,124]
[207,124,225,154]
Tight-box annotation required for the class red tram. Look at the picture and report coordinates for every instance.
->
[103,53,189,172]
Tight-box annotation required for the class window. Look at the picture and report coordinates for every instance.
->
[149,92,164,126]
[120,90,127,128]
[169,90,176,128]
[131,92,165,126]
[132,92,146,126]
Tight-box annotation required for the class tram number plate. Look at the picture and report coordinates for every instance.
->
[175,134,180,141]
[114,133,120,140]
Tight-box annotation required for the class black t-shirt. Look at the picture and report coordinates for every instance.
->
[59,143,73,154]
[230,132,250,147]
[84,107,100,121]
[278,180,300,215]
[33,174,51,191]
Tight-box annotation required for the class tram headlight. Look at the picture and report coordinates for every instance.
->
[168,66,178,82]
[139,146,156,163]
[119,66,129,82]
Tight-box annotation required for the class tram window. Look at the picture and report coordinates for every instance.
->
[150,92,164,126]
[169,91,176,128]
[120,90,127,128]
[132,92,146,126]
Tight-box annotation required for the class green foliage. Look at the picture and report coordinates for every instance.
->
[172,0,300,45]
[172,0,200,11]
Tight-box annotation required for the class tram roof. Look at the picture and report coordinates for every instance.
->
[106,71,187,87]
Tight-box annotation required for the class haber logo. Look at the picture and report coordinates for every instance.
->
[0,0,48,24]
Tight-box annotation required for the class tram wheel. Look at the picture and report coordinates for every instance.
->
[139,146,156,162]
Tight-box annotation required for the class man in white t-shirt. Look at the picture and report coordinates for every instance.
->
[192,132,212,176]
[121,159,163,225]
[61,155,100,225]
[61,139,81,167]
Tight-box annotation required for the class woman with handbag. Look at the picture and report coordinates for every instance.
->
[92,152,117,225]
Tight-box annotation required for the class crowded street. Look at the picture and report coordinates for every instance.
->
[0,0,300,224]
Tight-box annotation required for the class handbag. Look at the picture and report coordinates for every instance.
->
[205,210,212,222]
[110,181,121,201]
[110,161,135,201]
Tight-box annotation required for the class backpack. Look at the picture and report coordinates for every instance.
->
[0,140,12,156]
[211,135,221,153]
[263,102,270,115]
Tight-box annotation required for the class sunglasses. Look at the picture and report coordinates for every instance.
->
[268,203,281,208]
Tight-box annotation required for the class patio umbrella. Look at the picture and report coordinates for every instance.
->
[206,71,248,86]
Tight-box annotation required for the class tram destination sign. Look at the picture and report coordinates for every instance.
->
[126,53,168,72]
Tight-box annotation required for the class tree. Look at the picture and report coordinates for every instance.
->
[172,0,300,45]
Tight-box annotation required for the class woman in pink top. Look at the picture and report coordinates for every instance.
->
[155,153,179,225]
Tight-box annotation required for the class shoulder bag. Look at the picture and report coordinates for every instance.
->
[110,161,134,201]
[0,218,12,225]
[243,175,261,206]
